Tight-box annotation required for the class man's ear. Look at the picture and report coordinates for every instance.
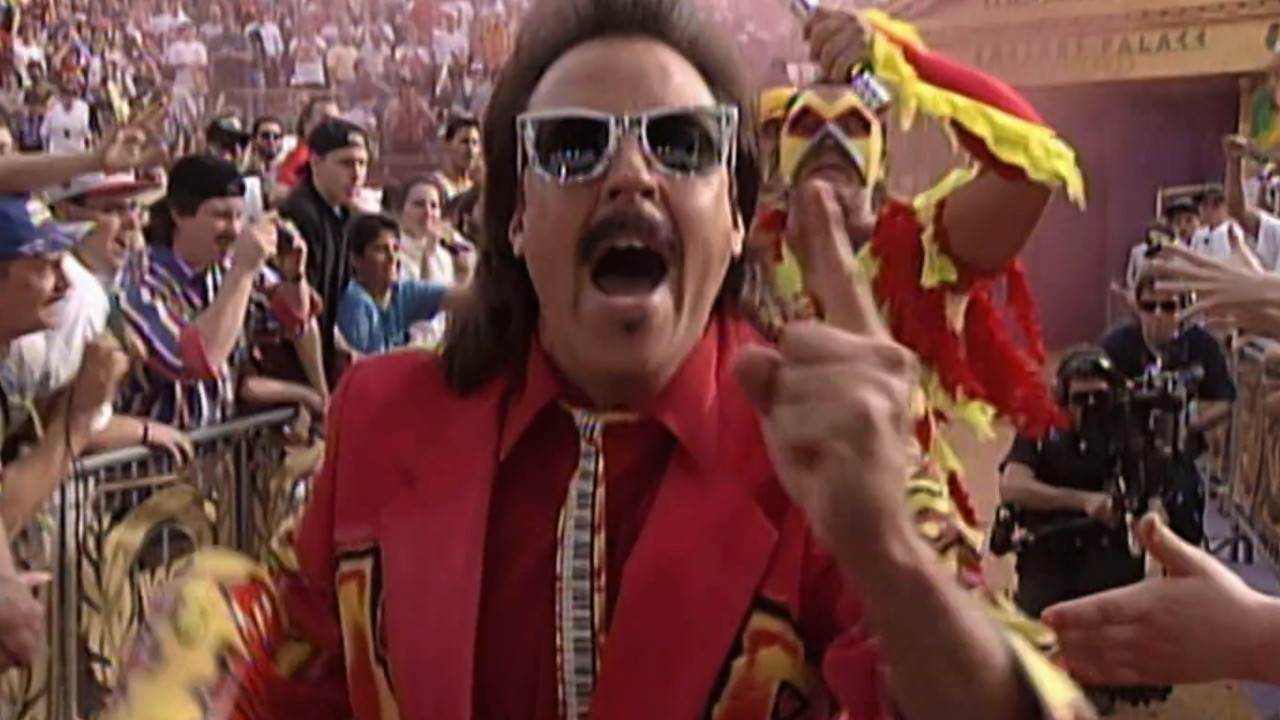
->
[509,200,526,258]
[728,178,745,256]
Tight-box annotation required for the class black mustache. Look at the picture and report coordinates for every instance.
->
[576,209,677,266]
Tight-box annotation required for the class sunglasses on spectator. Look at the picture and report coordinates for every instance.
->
[257,132,282,141]
[516,104,738,184]
[1139,299,1185,314]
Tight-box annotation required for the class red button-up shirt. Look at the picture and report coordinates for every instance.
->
[473,323,723,720]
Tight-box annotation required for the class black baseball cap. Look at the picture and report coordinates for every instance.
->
[307,118,369,157]
[167,155,246,209]
[1199,184,1226,205]
[1163,197,1198,220]
[206,115,252,148]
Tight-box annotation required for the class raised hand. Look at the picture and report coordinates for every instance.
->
[231,212,281,275]
[0,571,49,671]
[803,7,873,84]
[99,105,169,173]
[1150,242,1280,336]
[734,179,918,552]
[69,337,130,424]
[1222,134,1251,161]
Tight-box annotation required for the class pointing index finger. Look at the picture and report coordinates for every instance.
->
[790,180,889,339]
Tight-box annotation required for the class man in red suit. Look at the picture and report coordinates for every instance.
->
[104,1,1096,719]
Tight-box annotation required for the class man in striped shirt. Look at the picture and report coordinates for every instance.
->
[119,155,319,429]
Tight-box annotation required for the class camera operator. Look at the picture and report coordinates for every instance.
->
[997,346,1158,713]
[1000,347,1139,614]
[1100,271,1235,546]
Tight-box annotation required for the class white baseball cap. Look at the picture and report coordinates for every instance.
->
[46,171,163,206]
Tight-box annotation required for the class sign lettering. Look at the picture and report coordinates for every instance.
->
[960,26,1221,84]
[972,27,1208,69]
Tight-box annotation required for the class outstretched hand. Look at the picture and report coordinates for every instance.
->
[803,7,873,84]
[1150,241,1280,338]
[1042,515,1274,686]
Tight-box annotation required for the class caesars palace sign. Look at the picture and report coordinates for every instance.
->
[920,0,1280,86]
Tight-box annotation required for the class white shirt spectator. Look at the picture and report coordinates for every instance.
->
[165,38,208,92]
[1190,220,1244,260]
[246,20,285,58]
[149,9,191,37]
[41,98,94,155]
[360,40,388,77]
[13,39,45,74]
[289,37,327,87]
[430,29,467,64]
[1255,212,1280,272]
[2,255,112,433]
[395,43,433,69]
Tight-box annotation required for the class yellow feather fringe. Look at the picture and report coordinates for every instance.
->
[861,9,1087,208]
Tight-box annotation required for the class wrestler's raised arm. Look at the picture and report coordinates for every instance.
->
[806,8,1084,277]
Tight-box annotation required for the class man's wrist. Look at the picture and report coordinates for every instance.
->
[84,150,110,174]
[831,513,931,587]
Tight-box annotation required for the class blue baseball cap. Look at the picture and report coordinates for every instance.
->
[0,195,92,261]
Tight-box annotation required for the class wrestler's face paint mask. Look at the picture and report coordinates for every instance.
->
[778,85,884,189]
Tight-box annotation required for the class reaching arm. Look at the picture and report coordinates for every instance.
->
[0,150,105,195]
[0,408,94,534]
[293,319,330,399]
[1190,401,1231,434]
[999,461,1091,514]
[1225,137,1263,239]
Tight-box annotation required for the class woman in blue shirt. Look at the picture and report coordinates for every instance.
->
[336,213,464,356]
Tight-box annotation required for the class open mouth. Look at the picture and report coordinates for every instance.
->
[794,141,864,185]
[590,242,671,296]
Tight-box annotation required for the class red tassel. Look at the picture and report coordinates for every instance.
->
[869,199,1064,437]
[1004,261,1047,365]
[947,472,980,532]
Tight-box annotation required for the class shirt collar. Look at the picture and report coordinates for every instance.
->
[499,316,727,470]
[148,245,199,285]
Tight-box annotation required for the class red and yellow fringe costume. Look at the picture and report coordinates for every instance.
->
[764,11,1093,719]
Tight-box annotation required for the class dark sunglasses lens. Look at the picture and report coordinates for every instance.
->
[644,111,722,174]
[259,132,281,141]
[1140,300,1182,314]
[531,116,610,180]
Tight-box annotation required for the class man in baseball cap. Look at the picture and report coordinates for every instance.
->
[120,154,320,429]
[0,195,86,341]
[206,115,253,164]
[46,172,162,288]
[1162,196,1201,245]
[0,193,127,676]
[280,117,370,383]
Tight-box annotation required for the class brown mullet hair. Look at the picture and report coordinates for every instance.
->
[442,0,773,394]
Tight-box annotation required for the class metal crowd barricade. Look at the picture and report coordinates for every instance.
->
[1211,340,1280,573]
[0,409,321,720]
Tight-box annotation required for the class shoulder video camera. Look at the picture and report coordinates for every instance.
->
[990,353,1203,557]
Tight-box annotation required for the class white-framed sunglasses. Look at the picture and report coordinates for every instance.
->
[515,104,739,184]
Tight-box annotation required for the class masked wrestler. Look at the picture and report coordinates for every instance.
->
[102,2,1095,720]
[750,2,1087,677]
